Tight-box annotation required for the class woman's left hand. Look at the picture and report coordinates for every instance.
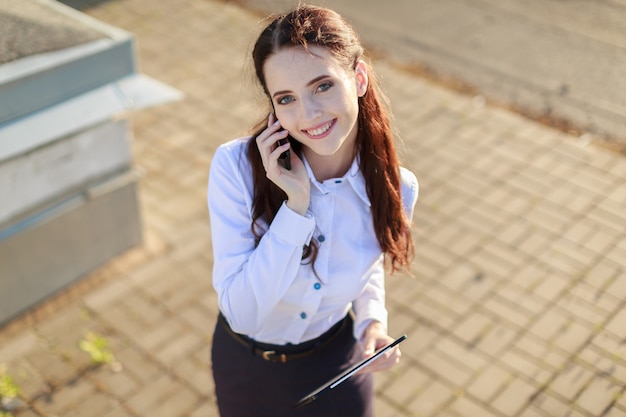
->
[359,321,401,373]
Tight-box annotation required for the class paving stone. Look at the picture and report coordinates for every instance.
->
[529,392,575,417]
[475,322,518,357]
[576,376,621,416]
[406,378,453,417]
[43,378,96,415]
[606,269,626,299]
[422,283,473,318]
[556,292,614,329]
[92,366,140,400]
[516,407,548,417]
[119,291,169,327]
[418,347,474,388]
[466,364,511,402]
[83,279,135,311]
[528,308,570,343]
[12,410,40,417]
[569,281,621,314]
[99,303,149,339]
[552,319,592,353]
[446,396,500,417]
[0,330,38,363]
[148,386,199,417]
[483,295,531,329]
[395,322,439,359]
[134,316,187,352]
[491,377,538,416]
[532,271,572,302]
[115,346,163,385]
[172,353,213,397]
[383,367,430,406]
[605,309,626,340]
[452,310,494,347]
[125,374,180,415]
[604,406,626,417]
[4,358,49,401]
[62,391,119,417]
[188,402,220,417]
[521,335,571,372]
[617,392,626,411]
[104,406,136,417]
[23,345,78,387]
[154,331,204,367]
[499,348,553,386]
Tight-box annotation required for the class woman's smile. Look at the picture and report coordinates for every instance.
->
[302,119,336,139]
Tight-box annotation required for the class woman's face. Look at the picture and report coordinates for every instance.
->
[263,46,368,171]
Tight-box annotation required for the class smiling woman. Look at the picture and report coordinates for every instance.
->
[263,46,366,180]
[207,5,418,417]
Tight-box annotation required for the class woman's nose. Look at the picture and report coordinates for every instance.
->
[299,96,322,121]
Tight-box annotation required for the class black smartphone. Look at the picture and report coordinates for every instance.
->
[271,110,291,170]
[277,138,291,170]
[271,111,291,171]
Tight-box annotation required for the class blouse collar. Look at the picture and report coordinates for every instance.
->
[301,153,371,207]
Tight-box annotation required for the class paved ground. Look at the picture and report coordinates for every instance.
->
[1,0,626,416]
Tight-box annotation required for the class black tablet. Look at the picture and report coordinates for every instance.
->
[294,334,408,408]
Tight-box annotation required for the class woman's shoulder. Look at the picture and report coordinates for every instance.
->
[399,167,418,193]
[215,136,251,156]
[212,137,251,165]
[209,137,254,184]
[399,166,419,215]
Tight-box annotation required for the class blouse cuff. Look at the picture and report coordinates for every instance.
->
[270,201,315,247]
[354,306,388,341]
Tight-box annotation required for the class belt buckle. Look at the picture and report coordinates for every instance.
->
[261,350,287,363]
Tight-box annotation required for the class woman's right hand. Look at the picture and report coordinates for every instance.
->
[256,113,310,215]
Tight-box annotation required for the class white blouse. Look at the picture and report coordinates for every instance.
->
[208,137,418,345]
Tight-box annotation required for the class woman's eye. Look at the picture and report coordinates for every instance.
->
[317,82,332,92]
[278,96,294,105]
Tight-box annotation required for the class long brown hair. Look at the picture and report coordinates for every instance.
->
[247,5,413,273]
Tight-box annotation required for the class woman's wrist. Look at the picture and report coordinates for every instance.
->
[286,198,309,216]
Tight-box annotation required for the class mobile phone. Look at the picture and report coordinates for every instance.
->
[277,138,291,170]
[270,111,291,171]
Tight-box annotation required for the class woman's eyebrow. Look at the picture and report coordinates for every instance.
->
[272,75,331,99]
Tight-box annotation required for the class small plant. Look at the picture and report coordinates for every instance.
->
[0,365,21,417]
[79,332,115,365]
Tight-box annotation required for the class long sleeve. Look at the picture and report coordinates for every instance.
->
[352,166,419,340]
[207,140,315,335]
[352,258,387,340]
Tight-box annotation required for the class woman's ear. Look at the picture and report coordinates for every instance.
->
[354,60,369,97]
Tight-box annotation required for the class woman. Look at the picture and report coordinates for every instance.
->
[207,5,418,416]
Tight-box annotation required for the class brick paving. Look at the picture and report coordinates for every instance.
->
[1,0,626,416]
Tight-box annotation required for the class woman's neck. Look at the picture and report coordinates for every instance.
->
[304,146,356,182]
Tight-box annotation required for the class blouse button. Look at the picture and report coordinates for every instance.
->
[314,283,321,290]
[300,312,307,319]
[335,179,342,184]
[318,235,326,242]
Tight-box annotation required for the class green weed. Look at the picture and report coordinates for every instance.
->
[0,366,21,417]
[79,332,115,364]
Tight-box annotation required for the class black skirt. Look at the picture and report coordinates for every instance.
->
[211,313,374,417]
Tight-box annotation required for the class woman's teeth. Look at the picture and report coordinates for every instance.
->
[306,121,332,136]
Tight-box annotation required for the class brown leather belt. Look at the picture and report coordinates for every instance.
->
[218,313,348,363]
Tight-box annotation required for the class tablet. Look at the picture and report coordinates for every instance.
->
[294,334,407,408]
